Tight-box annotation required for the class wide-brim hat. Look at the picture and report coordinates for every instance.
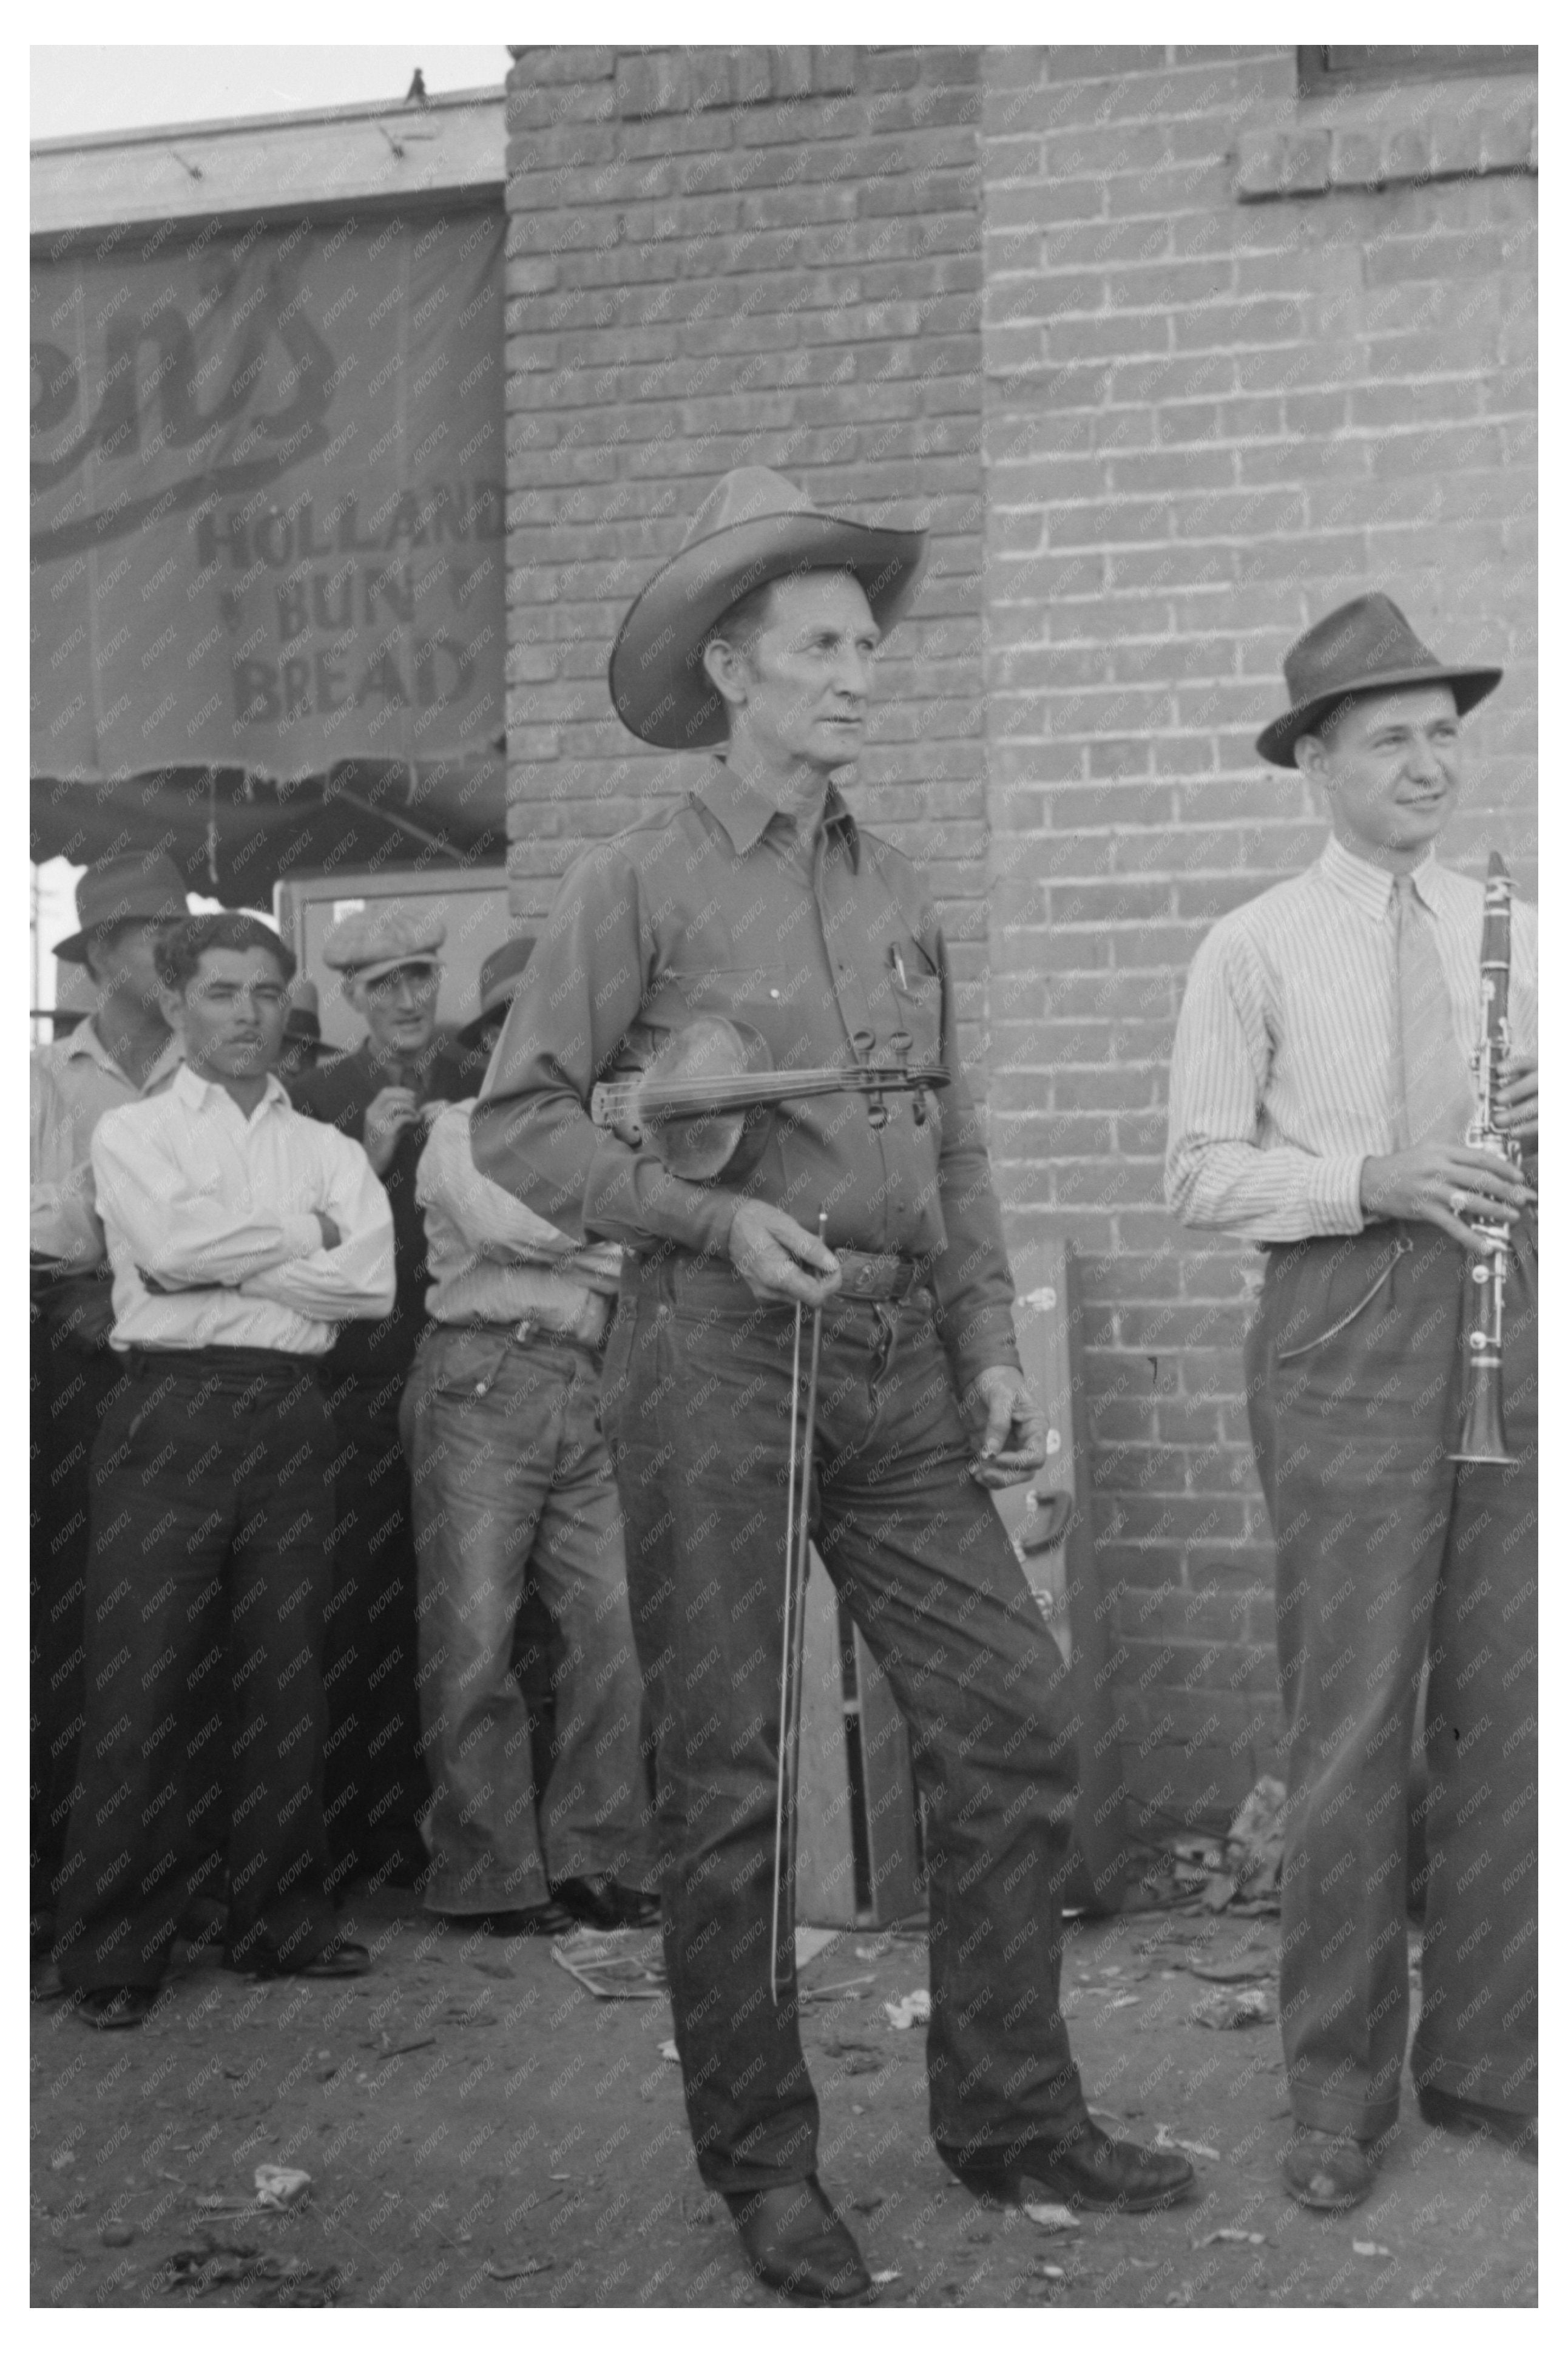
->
[55,850,189,965]
[1256,592,1501,768]
[608,466,928,750]
[457,933,536,1048]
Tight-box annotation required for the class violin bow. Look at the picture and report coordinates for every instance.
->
[771,1208,828,2006]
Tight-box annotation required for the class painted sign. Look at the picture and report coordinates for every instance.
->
[31,206,504,782]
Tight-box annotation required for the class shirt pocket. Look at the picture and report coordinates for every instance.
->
[886,943,944,1066]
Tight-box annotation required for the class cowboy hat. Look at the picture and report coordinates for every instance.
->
[457,935,536,1049]
[55,850,189,965]
[608,467,927,750]
[1256,592,1501,768]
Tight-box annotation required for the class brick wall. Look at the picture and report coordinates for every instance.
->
[981,45,1537,1827]
[500,44,992,1061]
[503,46,1538,1834]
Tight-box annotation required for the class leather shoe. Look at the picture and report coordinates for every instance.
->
[76,1985,158,2031]
[552,1874,660,1929]
[450,1902,577,1938]
[948,2118,1195,2213]
[1281,2126,1377,2211]
[723,2176,871,2303]
[1418,2086,1537,2163]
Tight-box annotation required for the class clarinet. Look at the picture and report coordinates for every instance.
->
[1449,852,1521,1465]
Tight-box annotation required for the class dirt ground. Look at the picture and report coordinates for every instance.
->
[30,1894,1536,2310]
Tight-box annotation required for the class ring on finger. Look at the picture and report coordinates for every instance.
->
[1449,1188,1467,1216]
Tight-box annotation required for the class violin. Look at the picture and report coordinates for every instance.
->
[590,1012,950,1183]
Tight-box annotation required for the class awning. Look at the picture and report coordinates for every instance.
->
[31,202,507,895]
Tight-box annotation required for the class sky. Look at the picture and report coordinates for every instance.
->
[31,44,513,142]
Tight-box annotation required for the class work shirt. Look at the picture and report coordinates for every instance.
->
[30,1020,184,1268]
[289,1034,468,1380]
[418,1102,621,1333]
[93,1065,395,1355]
[1166,833,1539,1244]
[471,759,1019,1391]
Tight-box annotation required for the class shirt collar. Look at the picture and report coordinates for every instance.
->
[692,759,860,870]
[1319,831,1442,920]
[69,1018,184,1089]
[173,1062,291,1119]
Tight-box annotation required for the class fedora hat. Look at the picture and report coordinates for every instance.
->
[283,980,323,1049]
[457,934,536,1049]
[608,467,928,750]
[1256,592,1501,768]
[55,850,189,965]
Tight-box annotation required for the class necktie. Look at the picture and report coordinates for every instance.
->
[1391,874,1473,1149]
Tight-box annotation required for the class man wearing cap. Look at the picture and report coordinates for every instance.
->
[289,909,468,1889]
[30,851,188,1938]
[1166,594,1538,2210]
[471,468,1195,2300]
[401,937,658,1938]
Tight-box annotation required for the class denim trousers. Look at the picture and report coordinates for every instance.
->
[601,1253,1089,2194]
[55,1349,341,1989]
[1246,1218,1538,2136]
[400,1324,657,1913]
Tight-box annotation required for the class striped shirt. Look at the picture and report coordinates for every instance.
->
[1165,833,1538,1244]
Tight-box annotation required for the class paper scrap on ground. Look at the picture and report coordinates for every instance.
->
[1023,2203,1081,2234]
[254,2165,311,2210]
[883,1989,931,2030]
[796,1925,840,1968]
[1154,2124,1220,2161]
[870,2269,902,2286]
[1195,2228,1268,2247]
[485,2256,553,2280]
[1354,2242,1393,2258]
[550,1925,667,2000]
[1191,1983,1276,2030]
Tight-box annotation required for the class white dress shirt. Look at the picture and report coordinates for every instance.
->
[1165,835,1538,1244]
[30,1020,184,1267]
[418,1102,620,1333]
[93,1064,396,1355]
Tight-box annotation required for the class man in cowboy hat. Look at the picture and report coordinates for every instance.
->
[471,467,1195,2300]
[30,850,189,1937]
[1166,593,1538,2210]
[401,935,658,1939]
[289,907,468,1891]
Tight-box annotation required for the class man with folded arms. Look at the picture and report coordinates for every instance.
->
[404,936,658,1940]
[1166,595,1537,2208]
[53,914,394,2026]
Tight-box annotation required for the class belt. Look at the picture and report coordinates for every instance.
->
[433,1299,613,1353]
[828,1249,927,1303]
[124,1345,322,1388]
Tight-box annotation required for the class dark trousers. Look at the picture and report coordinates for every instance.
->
[1245,1219,1538,2136]
[319,1369,428,1881]
[602,1254,1088,2195]
[55,1350,341,1991]
[31,1309,129,1909]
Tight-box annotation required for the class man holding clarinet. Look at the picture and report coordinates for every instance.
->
[472,468,1197,2301]
[1166,594,1538,2212]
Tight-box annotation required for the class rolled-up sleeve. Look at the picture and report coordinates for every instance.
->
[471,844,738,1258]
[242,1134,395,1321]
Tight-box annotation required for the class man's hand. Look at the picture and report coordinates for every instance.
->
[314,1212,342,1252]
[362,1086,422,1174]
[1360,1142,1534,1251]
[964,1365,1048,1489]
[728,1200,841,1309]
[1497,1054,1538,1149]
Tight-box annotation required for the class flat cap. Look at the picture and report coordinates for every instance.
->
[322,906,445,986]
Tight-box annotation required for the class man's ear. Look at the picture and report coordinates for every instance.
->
[1294,732,1328,787]
[157,983,186,1035]
[701,635,749,711]
[341,974,368,1020]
